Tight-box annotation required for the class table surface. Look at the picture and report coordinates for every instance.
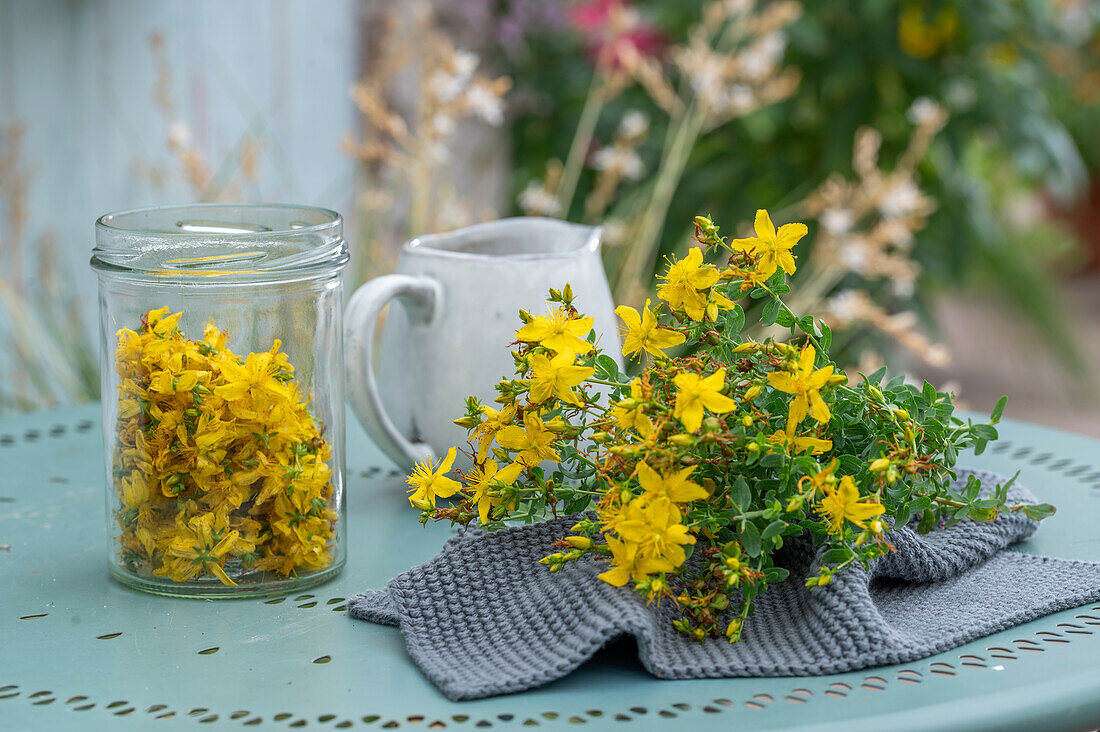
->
[1,404,1099,732]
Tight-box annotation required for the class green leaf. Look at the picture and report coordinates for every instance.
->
[731,476,751,509]
[821,547,852,564]
[798,315,822,338]
[775,308,795,327]
[917,508,937,533]
[759,452,785,469]
[739,521,762,557]
[761,299,780,327]
[761,520,786,540]
[724,304,745,336]
[763,567,790,583]
[990,396,1007,424]
[971,424,998,441]
[563,495,591,514]
[1022,503,1057,521]
[967,506,998,522]
[595,354,620,380]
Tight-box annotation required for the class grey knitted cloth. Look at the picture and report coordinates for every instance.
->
[349,469,1100,701]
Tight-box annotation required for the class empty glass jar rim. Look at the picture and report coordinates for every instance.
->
[92,203,347,283]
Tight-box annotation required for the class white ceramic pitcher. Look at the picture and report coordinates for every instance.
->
[345,217,622,469]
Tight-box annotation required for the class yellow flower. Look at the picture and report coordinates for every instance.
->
[802,459,839,497]
[729,209,805,278]
[767,345,834,432]
[673,368,736,433]
[471,403,517,461]
[527,352,595,407]
[818,475,885,534]
[406,446,463,509]
[615,299,686,359]
[465,460,524,523]
[157,513,240,585]
[598,534,663,587]
[515,306,595,355]
[496,411,561,466]
[214,348,291,401]
[616,497,696,570]
[768,428,832,456]
[635,461,708,503]
[656,247,719,320]
[612,378,653,437]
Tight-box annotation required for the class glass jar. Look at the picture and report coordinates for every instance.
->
[91,204,348,598]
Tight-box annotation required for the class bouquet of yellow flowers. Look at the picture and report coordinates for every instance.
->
[406,210,1055,641]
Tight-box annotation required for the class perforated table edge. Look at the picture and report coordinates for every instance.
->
[1,404,1099,732]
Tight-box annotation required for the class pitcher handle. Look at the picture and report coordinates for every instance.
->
[345,274,442,469]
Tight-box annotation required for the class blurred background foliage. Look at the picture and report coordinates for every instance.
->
[499,0,1100,372]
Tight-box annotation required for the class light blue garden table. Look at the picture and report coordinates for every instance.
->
[2,404,1099,732]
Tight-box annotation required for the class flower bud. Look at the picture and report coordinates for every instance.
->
[724,557,741,570]
[868,458,890,473]
[453,415,482,430]
[564,536,592,550]
[743,385,762,401]
[616,398,638,409]
[518,308,534,324]
[892,407,910,421]
[544,417,569,433]
[869,519,884,535]
[827,373,847,386]
[725,619,743,641]
[410,497,433,511]
[702,416,721,433]
[869,386,884,401]
[741,415,753,428]
[591,431,610,444]
[746,442,759,453]
[733,342,756,353]
[669,433,695,447]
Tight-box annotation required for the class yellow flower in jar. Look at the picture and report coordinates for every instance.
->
[112,308,336,585]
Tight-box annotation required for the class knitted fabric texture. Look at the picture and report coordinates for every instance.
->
[348,469,1100,701]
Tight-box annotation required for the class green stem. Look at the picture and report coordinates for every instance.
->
[556,74,607,217]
